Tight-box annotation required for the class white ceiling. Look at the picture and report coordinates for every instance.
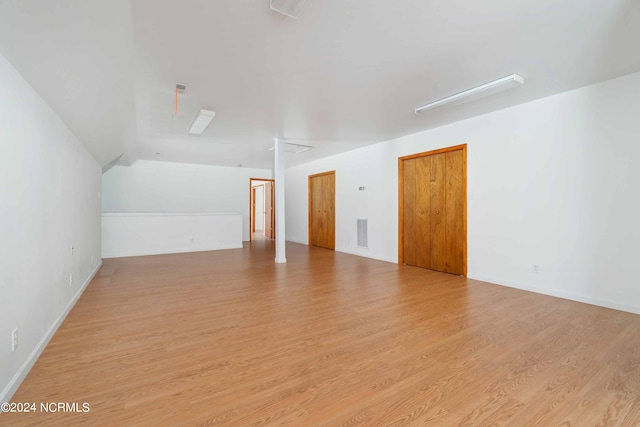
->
[1,0,639,169]
[0,0,137,167]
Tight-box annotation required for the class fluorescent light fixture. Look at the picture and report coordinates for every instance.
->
[415,73,524,115]
[188,109,215,135]
[270,0,311,18]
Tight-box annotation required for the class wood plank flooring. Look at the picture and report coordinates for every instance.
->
[3,240,640,426]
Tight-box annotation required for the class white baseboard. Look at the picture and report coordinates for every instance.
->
[285,239,398,264]
[0,261,102,404]
[335,247,398,264]
[468,273,640,315]
[285,238,307,245]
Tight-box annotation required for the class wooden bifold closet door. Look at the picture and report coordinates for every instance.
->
[400,145,466,275]
[308,171,336,250]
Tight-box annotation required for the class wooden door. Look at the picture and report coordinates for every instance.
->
[443,150,465,274]
[429,152,447,272]
[309,171,336,250]
[399,145,466,275]
[251,188,257,233]
[264,181,274,238]
[402,159,417,266]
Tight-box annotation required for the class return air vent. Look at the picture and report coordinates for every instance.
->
[268,142,313,154]
[357,219,368,248]
[270,0,311,18]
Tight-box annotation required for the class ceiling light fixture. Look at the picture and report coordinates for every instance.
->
[188,109,215,135]
[270,0,311,18]
[415,73,525,115]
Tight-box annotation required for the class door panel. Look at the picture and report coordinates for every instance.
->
[311,177,322,246]
[415,156,432,269]
[309,172,335,250]
[445,150,465,275]
[326,174,336,249]
[403,159,417,266]
[430,153,447,272]
[251,188,256,233]
[319,176,327,247]
[264,182,273,238]
[400,145,466,275]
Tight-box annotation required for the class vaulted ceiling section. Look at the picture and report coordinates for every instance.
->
[1,0,639,169]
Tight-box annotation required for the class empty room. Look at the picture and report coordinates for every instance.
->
[2,0,640,425]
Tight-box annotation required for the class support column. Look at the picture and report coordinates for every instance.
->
[274,138,286,263]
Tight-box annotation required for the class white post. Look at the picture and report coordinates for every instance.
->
[274,138,286,263]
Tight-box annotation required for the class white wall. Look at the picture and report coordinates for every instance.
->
[0,53,102,402]
[254,185,264,230]
[102,213,243,258]
[286,71,640,314]
[102,161,272,241]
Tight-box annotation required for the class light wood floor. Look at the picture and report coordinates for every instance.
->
[4,240,640,426]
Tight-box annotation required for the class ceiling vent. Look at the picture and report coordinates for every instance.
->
[268,142,313,154]
[270,0,311,19]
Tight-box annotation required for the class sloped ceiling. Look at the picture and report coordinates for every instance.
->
[0,0,137,167]
[1,0,639,169]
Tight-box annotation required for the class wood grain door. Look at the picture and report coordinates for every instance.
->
[251,188,257,233]
[264,181,274,238]
[399,145,466,275]
[309,171,335,250]
[443,149,465,274]
[402,159,417,266]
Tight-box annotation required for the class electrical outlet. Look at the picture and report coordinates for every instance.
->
[70,273,73,286]
[532,264,539,274]
[11,328,18,352]
[71,246,74,256]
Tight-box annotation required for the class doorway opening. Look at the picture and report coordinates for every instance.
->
[249,178,275,242]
